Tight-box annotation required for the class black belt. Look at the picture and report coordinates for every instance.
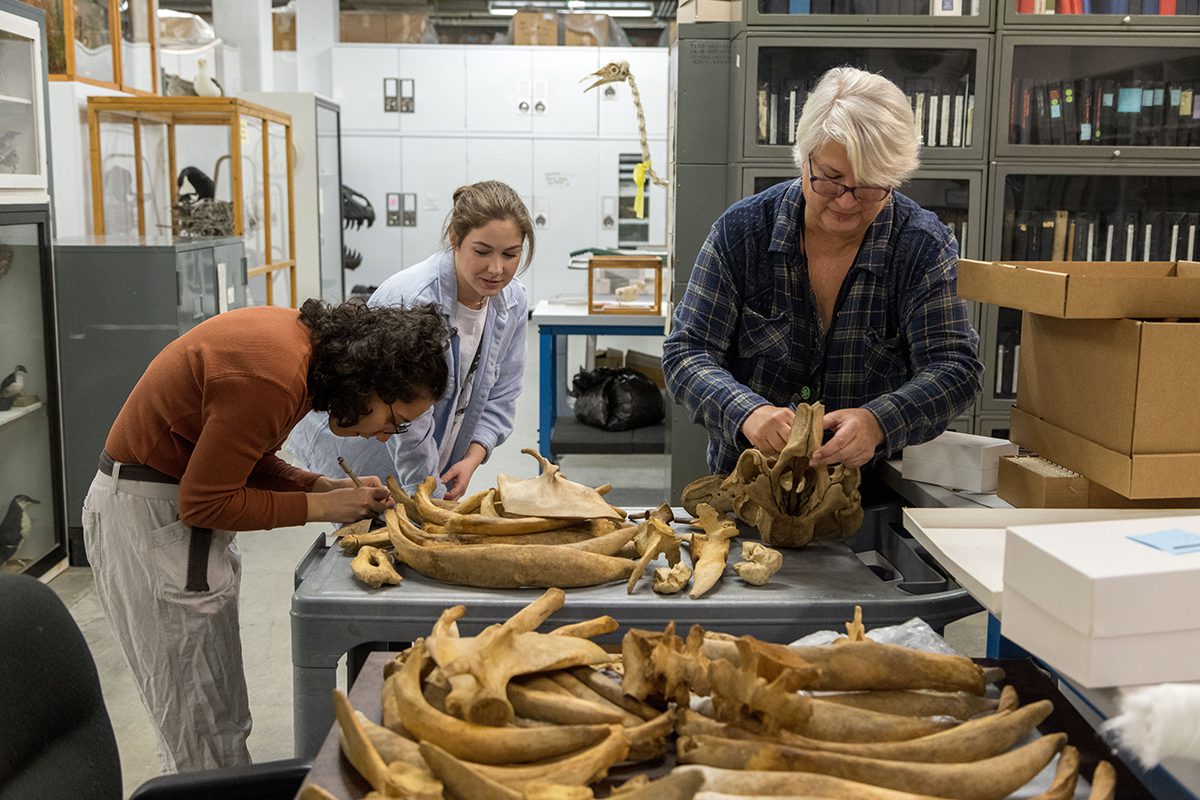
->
[98,450,213,592]
[99,450,178,485]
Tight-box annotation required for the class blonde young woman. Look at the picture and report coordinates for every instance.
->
[288,180,535,499]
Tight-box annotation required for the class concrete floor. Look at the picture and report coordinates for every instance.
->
[45,319,987,797]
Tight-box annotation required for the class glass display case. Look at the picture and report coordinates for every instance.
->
[0,205,67,578]
[996,36,1200,158]
[1003,0,1200,26]
[0,3,49,201]
[23,0,158,93]
[733,166,985,259]
[750,0,992,26]
[588,255,663,315]
[740,35,992,162]
[87,96,297,306]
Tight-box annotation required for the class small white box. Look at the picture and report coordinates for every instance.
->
[901,431,1018,493]
[1002,515,1200,687]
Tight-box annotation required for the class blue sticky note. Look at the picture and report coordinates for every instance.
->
[1128,528,1200,555]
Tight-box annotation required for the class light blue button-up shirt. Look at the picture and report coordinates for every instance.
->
[285,249,528,493]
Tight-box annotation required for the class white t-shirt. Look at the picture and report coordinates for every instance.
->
[438,299,488,469]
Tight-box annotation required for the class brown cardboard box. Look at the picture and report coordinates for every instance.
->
[957,259,1200,318]
[272,7,296,51]
[958,259,1200,500]
[340,11,432,44]
[626,350,665,389]
[340,12,388,43]
[1013,315,1200,499]
[998,454,1200,509]
[997,456,1090,508]
[386,13,433,44]
[513,10,559,45]
[562,13,610,46]
[1011,404,1200,500]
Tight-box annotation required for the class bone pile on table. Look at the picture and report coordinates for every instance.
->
[299,592,1117,800]
[338,449,786,595]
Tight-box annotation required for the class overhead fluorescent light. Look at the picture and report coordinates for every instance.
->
[488,0,656,16]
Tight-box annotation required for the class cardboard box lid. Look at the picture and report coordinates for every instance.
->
[901,507,1191,616]
[957,259,1200,318]
[1004,515,1200,638]
[902,431,1018,471]
[1010,406,1200,499]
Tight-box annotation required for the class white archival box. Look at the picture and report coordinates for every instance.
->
[902,431,1018,493]
[1003,514,1200,688]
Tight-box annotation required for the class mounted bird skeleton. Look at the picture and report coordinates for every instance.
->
[583,60,669,222]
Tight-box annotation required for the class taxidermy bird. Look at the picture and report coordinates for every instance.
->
[582,61,669,190]
[193,58,224,98]
[0,494,39,567]
[177,167,216,204]
[0,365,26,400]
[162,70,197,97]
[341,185,375,230]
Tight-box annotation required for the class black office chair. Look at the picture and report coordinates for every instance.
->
[0,574,308,800]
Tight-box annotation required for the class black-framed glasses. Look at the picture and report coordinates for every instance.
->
[380,404,412,436]
[807,157,892,204]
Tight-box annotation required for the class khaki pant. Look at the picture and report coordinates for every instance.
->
[83,467,251,773]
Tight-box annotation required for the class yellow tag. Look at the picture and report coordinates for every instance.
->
[633,161,648,220]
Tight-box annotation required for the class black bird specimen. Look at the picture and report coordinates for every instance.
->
[0,365,25,399]
[0,494,39,567]
[177,166,216,204]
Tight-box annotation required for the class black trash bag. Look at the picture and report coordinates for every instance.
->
[570,367,665,432]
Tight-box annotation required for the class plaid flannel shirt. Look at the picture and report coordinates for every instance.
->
[663,178,982,476]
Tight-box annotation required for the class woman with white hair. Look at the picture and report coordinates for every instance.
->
[663,66,982,482]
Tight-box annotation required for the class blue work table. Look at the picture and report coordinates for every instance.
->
[531,300,668,461]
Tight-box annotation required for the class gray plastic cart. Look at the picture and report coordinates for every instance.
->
[290,503,981,757]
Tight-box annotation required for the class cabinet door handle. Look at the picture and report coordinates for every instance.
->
[519,100,530,113]
[534,100,546,113]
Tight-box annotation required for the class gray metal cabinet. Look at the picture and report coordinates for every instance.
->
[747,0,993,27]
[53,235,246,563]
[1000,0,1200,29]
[994,34,1200,160]
[735,33,993,163]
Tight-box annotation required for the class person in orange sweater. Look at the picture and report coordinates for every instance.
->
[82,299,450,773]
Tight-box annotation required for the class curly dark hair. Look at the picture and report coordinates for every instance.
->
[300,299,451,427]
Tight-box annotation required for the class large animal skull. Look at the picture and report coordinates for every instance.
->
[684,403,863,547]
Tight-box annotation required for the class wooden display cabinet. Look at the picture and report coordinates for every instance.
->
[86,96,297,306]
[587,254,663,315]
[25,0,159,94]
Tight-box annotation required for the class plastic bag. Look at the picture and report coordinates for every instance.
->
[570,367,664,432]
[789,616,964,656]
